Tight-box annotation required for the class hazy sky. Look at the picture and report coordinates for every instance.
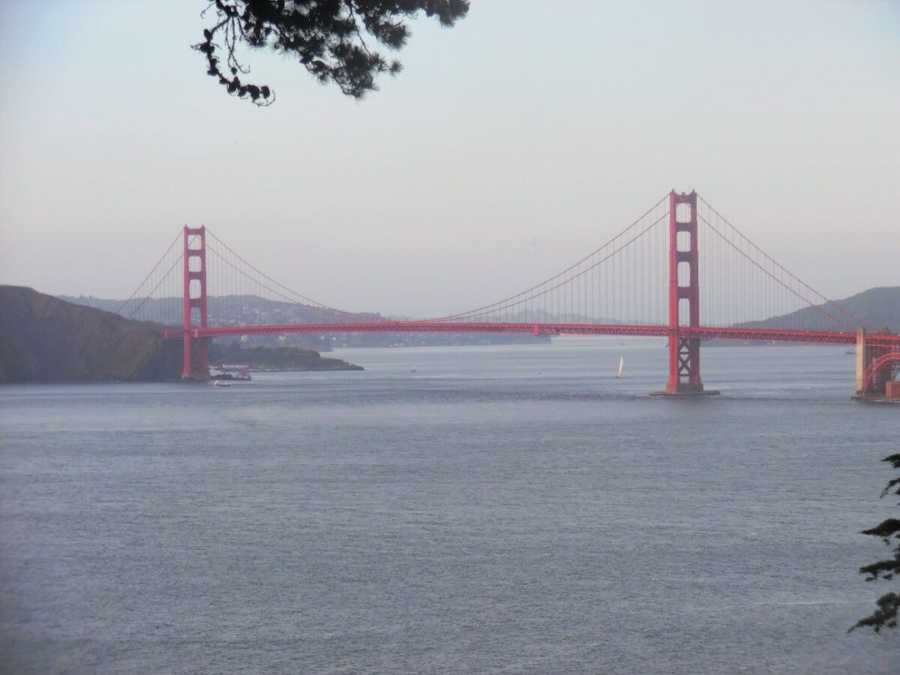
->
[1,1,898,316]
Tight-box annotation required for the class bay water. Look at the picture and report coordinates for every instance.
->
[1,339,897,673]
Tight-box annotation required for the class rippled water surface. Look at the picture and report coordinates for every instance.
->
[1,339,897,674]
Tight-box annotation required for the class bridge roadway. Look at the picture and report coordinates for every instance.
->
[162,322,900,347]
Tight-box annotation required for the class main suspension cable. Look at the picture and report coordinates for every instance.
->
[431,194,669,321]
[699,196,859,326]
[115,231,182,316]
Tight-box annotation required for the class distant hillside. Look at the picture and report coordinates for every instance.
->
[61,294,550,348]
[59,294,378,328]
[0,286,181,383]
[740,286,900,332]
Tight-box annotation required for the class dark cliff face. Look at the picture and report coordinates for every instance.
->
[0,286,182,383]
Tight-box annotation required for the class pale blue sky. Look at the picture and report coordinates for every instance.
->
[1,1,898,315]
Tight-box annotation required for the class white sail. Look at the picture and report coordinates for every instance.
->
[616,356,624,378]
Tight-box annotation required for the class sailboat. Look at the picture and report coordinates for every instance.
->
[616,356,624,378]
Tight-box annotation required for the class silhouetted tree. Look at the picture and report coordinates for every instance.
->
[194,0,469,105]
[852,453,900,633]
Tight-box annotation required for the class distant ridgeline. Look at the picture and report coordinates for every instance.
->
[64,286,900,338]
[737,286,900,333]
[60,294,550,348]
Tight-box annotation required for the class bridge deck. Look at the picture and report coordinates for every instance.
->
[161,322,900,346]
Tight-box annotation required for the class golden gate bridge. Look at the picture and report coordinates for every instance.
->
[116,191,900,398]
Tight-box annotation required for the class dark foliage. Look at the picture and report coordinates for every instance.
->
[852,453,900,633]
[209,341,363,370]
[193,0,469,105]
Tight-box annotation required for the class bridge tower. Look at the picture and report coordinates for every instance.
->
[181,225,210,380]
[662,190,715,395]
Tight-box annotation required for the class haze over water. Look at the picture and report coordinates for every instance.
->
[1,340,896,674]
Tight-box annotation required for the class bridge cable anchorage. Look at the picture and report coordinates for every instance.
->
[115,230,183,319]
[430,193,670,323]
[698,197,861,329]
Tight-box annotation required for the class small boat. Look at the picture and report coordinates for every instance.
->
[213,380,232,388]
[212,365,252,381]
[616,356,624,378]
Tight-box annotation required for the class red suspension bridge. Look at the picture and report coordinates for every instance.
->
[118,191,900,398]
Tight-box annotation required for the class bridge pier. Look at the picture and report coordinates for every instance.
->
[181,335,210,381]
[655,190,718,397]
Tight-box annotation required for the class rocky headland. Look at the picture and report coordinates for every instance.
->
[0,286,361,383]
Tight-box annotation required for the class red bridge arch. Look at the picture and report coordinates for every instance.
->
[863,351,900,393]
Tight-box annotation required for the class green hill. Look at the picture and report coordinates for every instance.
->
[0,286,182,383]
[0,286,362,383]
[740,286,900,332]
